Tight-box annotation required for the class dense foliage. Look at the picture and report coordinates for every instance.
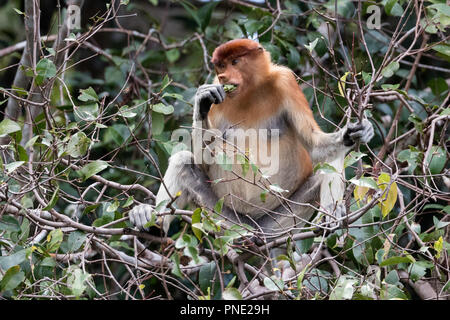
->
[0,0,449,300]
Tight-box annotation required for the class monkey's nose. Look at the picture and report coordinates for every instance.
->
[218,74,228,83]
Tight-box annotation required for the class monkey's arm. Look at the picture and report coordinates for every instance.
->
[286,105,374,164]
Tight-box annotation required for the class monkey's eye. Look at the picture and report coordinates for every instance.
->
[231,58,239,65]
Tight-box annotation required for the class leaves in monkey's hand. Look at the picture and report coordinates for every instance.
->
[35,58,57,85]
[223,84,237,93]
[222,287,242,300]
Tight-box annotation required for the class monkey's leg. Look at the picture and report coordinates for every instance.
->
[256,174,323,239]
[130,150,257,233]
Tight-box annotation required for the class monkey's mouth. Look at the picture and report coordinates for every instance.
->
[224,83,239,96]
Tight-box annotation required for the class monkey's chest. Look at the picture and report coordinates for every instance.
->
[206,130,311,218]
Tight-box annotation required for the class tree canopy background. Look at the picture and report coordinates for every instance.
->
[0,0,449,300]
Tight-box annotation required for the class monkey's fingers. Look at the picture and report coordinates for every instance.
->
[130,204,153,231]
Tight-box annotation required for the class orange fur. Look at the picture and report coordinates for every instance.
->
[207,39,321,190]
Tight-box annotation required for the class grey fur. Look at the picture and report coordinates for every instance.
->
[129,85,374,237]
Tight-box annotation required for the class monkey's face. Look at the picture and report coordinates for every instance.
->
[215,58,244,97]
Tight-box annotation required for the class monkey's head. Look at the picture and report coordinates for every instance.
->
[211,39,271,96]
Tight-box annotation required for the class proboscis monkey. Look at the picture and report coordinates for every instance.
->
[130,39,373,240]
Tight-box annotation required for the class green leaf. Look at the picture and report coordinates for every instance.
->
[384,0,403,16]
[216,152,232,171]
[78,160,109,181]
[344,151,367,168]
[305,38,319,53]
[66,231,87,252]
[381,84,400,91]
[425,146,446,174]
[0,216,21,232]
[222,287,242,300]
[0,250,27,270]
[78,87,99,102]
[66,131,91,158]
[338,71,350,97]
[67,267,91,297]
[377,172,398,218]
[118,105,137,118]
[428,4,450,17]
[191,208,203,241]
[35,58,57,85]
[13,8,24,15]
[75,103,99,121]
[198,1,218,30]
[179,1,201,29]
[263,276,284,291]
[434,236,443,259]
[24,136,39,149]
[199,262,216,294]
[381,61,400,78]
[151,103,174,115]
[431,44,450,57]
[214,198,224,214]
[0,266,25,292]
[380,255,415,267]
[165,48,180,63]
[0,118,21,137]
[329,276,357,300]
[5,161,25,174]
[170,254,183,278]
[47,229,63,253]
[43,186,59,211]
[349,177,380,189]
[106,200,120,212]
[314,162,338,174]
[122,196,134,208]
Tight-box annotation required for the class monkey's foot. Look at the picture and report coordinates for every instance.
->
[324,202,347,228]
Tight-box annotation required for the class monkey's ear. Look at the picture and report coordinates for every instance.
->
[258,47,263,51]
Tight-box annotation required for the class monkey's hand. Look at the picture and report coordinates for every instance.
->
[129,204,155,232]
[194,84,225,120]
[129,204,176,234]
[343,118,374,147]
